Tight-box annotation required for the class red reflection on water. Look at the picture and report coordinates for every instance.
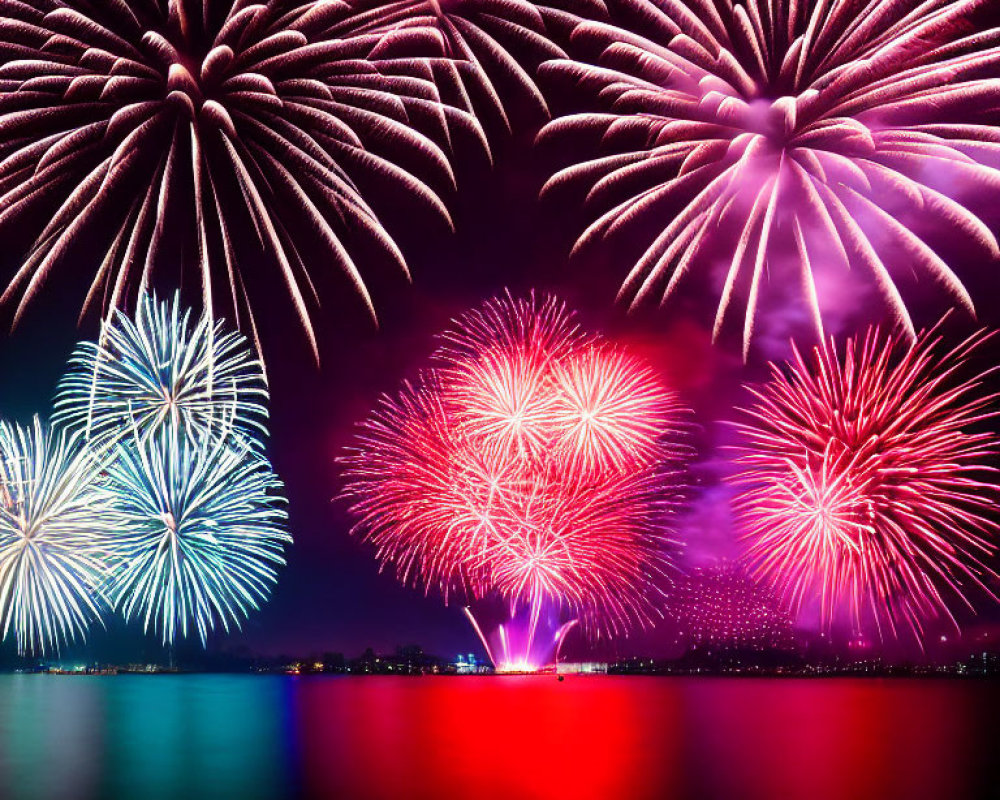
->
[292,677,994,800]
[296,676,680,800]
[682,679,976,800]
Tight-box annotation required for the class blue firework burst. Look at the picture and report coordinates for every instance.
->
[102,424,290,645]
[53,292,269,450]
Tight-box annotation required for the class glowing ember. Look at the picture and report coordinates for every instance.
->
[667,563,797,652]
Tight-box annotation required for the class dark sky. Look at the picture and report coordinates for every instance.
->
[2,10,1000,664]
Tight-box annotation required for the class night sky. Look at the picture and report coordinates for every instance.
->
[1,4,1000,665]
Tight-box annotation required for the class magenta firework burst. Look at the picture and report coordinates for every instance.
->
[342,294,689,667]
[0,0,488,354]
[731,322,1000,639]
[539,0,1000,355]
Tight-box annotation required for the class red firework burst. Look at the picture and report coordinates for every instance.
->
[341,294,689,639]
[538,0,1000,355]
[731,321,1000,639]
[549,344,675,478]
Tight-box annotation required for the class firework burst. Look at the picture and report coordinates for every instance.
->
[102,423,289,645]
[549,344,675,477]
[0,418,111,655]
[0,0,487,354]
[539,0,1000,355]
[342,294,689,663]
[731,322,1000,638]
[53,291,267,452]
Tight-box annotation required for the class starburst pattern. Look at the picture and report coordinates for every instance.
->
[731,322,1000,638]
[342,294,689,639]
[539,0,1000,355]
[549,344,674,477]
[53,292,268,450]
[0,0,488,354]
[0,418,110,654]
[102,424,290,645]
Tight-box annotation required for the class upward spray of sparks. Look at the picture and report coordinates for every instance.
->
[341,294,690,671]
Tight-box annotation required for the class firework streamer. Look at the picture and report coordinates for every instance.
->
[313,1,609,134]
[0,0,490,355]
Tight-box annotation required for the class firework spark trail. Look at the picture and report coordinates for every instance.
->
[731,321,1000,639]
[0,418,111,655]
[53,292,268,450]
[0,0,497,355]
[538,0,1000,355]
[322,1,607,133]
[102,422,290,646]
[342,294,690,654]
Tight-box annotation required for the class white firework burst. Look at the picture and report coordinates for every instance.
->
[102,422,290,645]
[53,292,268,451]
[0,0,487,354]
[0,418,111,655]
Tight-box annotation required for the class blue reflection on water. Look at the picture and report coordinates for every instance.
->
[0,675,289,800]
[0,675,101,800]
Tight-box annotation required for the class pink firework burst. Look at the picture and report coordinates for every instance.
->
[731,321,1000,639]
[539,0,1000,355]
[341,294,689,666]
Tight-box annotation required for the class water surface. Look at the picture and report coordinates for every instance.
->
[0,675,995,800]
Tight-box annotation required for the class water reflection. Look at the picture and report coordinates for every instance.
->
[0,675,101,800]
[0,675,995,800]
[0,675,288,800]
